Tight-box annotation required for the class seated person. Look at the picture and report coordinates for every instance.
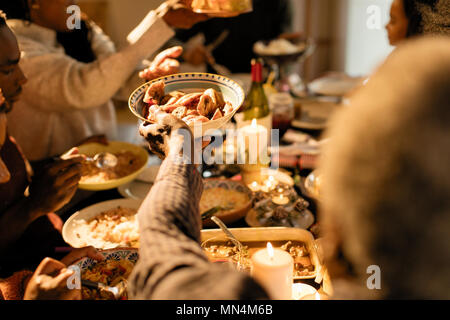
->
[128,109,269,299]
[320,37,450,299]
[0,0,207,161]
[0,12,82,277]
[0,246,104,300]
[174,0,293,73]
[386,0,449,46]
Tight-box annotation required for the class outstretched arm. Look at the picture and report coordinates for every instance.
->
[129,112,268,300]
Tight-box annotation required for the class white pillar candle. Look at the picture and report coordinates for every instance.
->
[251,242,294,300]
[238,119,269,165]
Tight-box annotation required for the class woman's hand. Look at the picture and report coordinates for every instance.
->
[24,258,81,300]
[139,46,183,81]
[60,246,105,266]
[28,158,83,219]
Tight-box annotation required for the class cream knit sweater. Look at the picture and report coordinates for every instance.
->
[6,15,174,161]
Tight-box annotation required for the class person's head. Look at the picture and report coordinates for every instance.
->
[0,12,27,114]
[0,0,96,63]
[320,37,450,299]
[386,0,447,46]
[1,0,76,32]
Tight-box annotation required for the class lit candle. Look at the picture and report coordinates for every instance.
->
[239,119,269,166]
[251,242,294,300]
[248,181,261,192]
[272,186,290,205]
[272,194,290,205]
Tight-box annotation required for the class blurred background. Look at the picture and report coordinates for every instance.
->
[78,0,395,80]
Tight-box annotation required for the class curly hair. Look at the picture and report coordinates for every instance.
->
[0,0,96,63]
[404,0,449,37]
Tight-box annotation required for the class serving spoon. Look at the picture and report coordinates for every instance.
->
[85,152,118,169]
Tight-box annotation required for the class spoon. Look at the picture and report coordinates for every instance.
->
[82,279,127,300]
[211,216,244,252]
[85,152,118,169]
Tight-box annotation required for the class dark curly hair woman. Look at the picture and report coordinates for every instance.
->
[386,0,449,46]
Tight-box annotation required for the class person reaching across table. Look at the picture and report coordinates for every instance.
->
[129,108,269,299]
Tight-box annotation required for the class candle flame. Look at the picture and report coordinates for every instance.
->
[315,292,321,300]
[267,242,274,259]
[251,118,257,128]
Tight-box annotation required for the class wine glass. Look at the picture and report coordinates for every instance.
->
[269,93,295,138]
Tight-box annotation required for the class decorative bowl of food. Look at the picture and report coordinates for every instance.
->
[128,73,245,138]
[191,0,253,17]
[63,199,142,249]
[201,179,253,227]
[77,141,149,191]
[72,248,138,300]
[245,185,315,229]
[253,38,314,64]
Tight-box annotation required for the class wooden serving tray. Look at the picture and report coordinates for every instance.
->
[200,227,323,280]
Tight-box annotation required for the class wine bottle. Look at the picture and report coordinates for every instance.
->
[243,59,270,121]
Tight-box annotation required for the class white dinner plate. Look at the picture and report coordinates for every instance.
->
[118,180,153,200]
[308,73,363,97]
[292,98,340,130]
[62,198,143,249]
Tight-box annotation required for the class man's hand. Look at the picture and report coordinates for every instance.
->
[139,107,191,159]
[162,0,208,29]
[28,158,83,219]
[139,46,183,81]
[24,258,81,300]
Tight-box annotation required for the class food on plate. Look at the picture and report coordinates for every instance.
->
[254,39,306,56]
[202,240,315,277]
[73,206,139,248]
[200,187,251,220]
[142,80,234,125]
[80,150,146,184]
[81,259,134,300]
[191,0,252,12]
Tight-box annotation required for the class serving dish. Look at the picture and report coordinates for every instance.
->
[201,179,253,227]
[191,0,252,17]
[77,141,149,191]
[63,199,142,249]
[200,227,322,280]
[129,73,245,138]
[72,248,139,300]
